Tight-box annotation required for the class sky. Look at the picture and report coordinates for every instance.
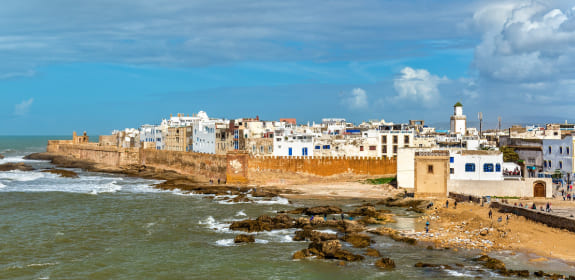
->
[1,0,575,135]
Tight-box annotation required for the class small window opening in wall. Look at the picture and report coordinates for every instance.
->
[428,165,434,174]
[450,168,454,174]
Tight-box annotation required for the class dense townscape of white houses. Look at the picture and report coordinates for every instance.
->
[99,103,575,189]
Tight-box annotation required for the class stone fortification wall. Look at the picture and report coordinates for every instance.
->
[248,156,396,177]
[491,202,575,233]
[50,142,139,166]
[140,149,227,181]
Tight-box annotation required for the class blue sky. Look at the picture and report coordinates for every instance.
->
[1,0,575,135]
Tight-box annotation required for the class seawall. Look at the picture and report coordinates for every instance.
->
[491,202,575,233]
[46,140,397,184]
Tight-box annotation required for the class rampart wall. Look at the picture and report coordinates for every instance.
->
[248,155,396,177]
[46,141,397,184]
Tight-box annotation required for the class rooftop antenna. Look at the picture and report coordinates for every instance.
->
[478,112,483,137]
[498,116,502,132]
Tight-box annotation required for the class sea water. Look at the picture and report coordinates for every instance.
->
[0,136,573,279]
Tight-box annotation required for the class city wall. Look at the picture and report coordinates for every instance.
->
[491,202,575,233]
[248,155,396,177]
[46,141,396,184]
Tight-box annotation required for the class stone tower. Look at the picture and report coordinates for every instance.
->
[450,102,466,135]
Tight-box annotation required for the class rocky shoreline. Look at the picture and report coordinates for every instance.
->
[19,152,575,276]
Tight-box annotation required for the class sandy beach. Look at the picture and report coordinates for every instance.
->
[277,181,403,200]
[417,200,575,264]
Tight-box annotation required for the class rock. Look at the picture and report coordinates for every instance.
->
[377,197,430,213]
[293,226,338,242]
[304,240,364,262]
[341,233,372,248]
[229,214,294,232]
[375,258,395,270]
[365,248,381,257]
[304,206,343,215]
[293,249,310,259]
[426,245,434,250]
[368,227,417,245]
[0,154,4,159]
[234,234,255,243]
[0,162,34,171]
[332,249,365,262]
[414,262,440,268]
[40,168,79,178]
[337,220,366,234]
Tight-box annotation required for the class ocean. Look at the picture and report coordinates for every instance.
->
[0,136,572,279]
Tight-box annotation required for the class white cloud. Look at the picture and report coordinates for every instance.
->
[473,2,575,83]
[344,88,368,109]
[393,67,448,104]
[0,70,36,80]
[14,98,34,116]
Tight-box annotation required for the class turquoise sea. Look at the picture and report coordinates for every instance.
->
[0,136,573,279]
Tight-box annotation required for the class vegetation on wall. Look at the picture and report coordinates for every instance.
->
[500,146,519,162]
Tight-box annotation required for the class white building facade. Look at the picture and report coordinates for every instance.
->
[449,150,504,181]
[542,135,575,182]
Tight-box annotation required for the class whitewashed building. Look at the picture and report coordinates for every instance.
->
[273,128,316,157]
[139,124,164,150]
[542,135,575,182]
[449,150,503,181]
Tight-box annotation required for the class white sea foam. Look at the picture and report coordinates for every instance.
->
[315,229,338,235]
[255,239,269,244]
[0,170,50,182]
[252,196,290,205]
[445,270,476,277]
[90,181,122,195]
[0,182,5,188]
[198,216,231,233]
[235,210,247,217]
[215,239,235,247]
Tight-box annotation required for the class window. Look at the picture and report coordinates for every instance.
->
[450,168,454,174]
[369,146,376,151]
[268,146,272,153]
[360,146,364,151]
[495,163,501,172]
[450,157,454,163]
[260,146,264,153]
[393,145,398,154]
[302,147,308,156]
[559,161,563,169]
[465,163,476,172]
[381,136,387,143]
[483,163,494,172]
[549,146,552,154]
[427,165,434,174]
[382,145,387,154]
[288,147,293,156]
[404,135,409,144]
[315,145,321,149]
[568,147,570,155]
[323,145,331,149]
[548,161,552,168]
[544,161,547,168]
[560,147,563,154]
[393,135,398,144]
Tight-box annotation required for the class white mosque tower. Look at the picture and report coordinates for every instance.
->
[450,102,467,135]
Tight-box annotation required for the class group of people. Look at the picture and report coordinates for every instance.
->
[513,202,552,212]
[561,188,573,201]
[209,178,225,184]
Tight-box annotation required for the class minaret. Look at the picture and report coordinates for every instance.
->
[450,102,467,135]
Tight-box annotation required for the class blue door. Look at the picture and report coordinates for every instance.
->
[288,147,292,156]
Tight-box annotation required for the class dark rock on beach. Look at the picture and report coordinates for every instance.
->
[365,248,381,257]
[234,234,255,243]
[293,240,364,262]
[375,258,396,270]
[40,168,79,178]
[0,162,35,172]
[230,214,294,232]
[341,233,372,248]
[293,226,338,242]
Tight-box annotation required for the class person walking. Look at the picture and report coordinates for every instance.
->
[454,201,458,209]
[446,200,449,208]
[488,209,493,219]
[425,221,430,233]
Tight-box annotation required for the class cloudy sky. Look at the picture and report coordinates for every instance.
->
[1,0,575,135]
